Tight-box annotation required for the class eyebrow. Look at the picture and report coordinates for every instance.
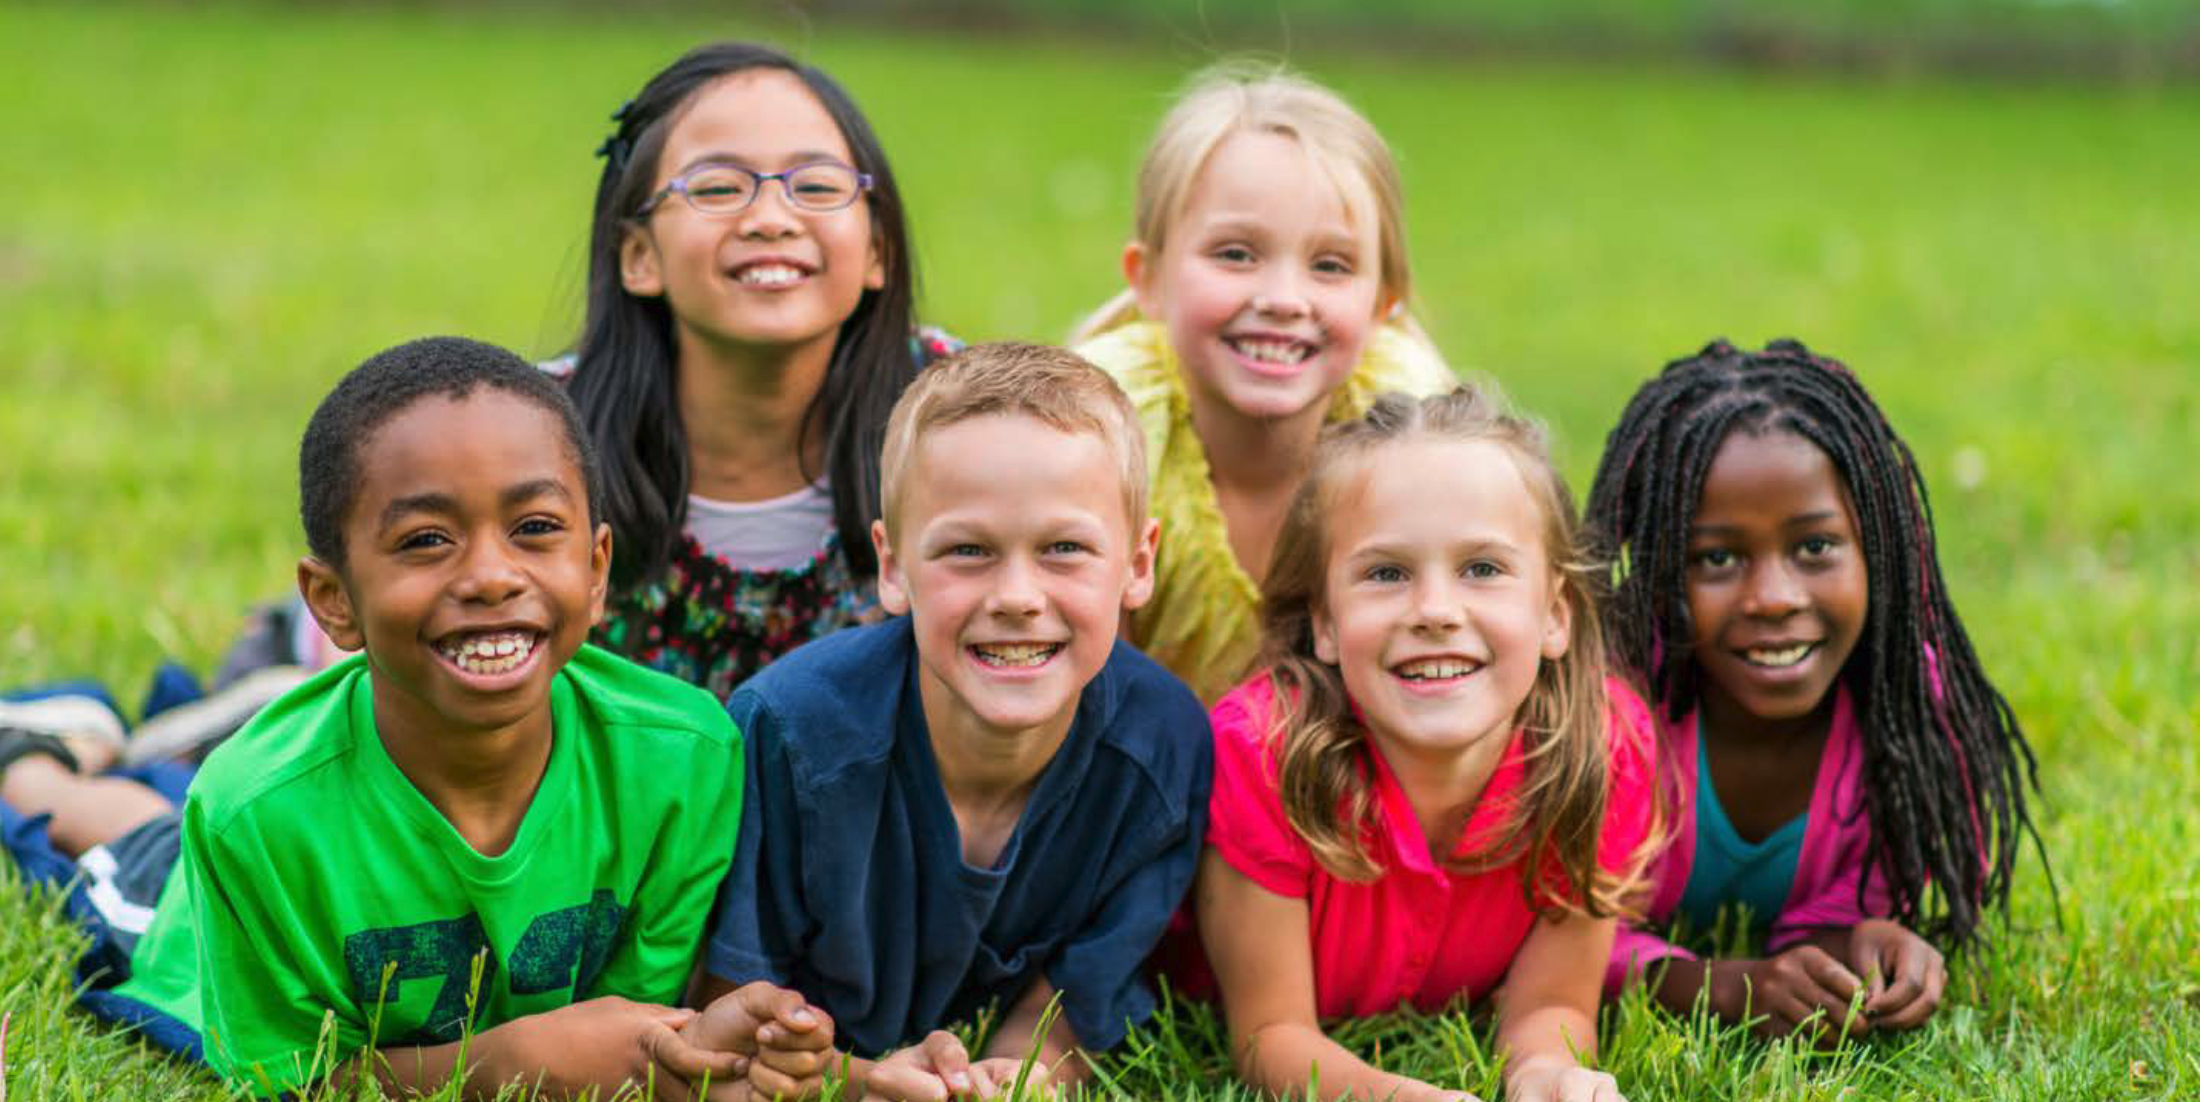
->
[375,479,576,532]
[675,150,851,174]
[1689,510,1842,536]
[1346,537,1519,561]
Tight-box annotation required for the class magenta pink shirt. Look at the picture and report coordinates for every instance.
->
[1202,673,1658,1018]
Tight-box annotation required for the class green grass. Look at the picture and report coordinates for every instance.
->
[0,2,2194,1099]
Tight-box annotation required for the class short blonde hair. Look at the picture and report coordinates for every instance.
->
[1076,62,1413,340]
[879,342,1149,541]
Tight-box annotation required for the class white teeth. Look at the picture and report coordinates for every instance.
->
[1743,643,1813,668]
[972,642,1060,668]
[1229,338,1312,365]
[737,264,804,286]
[1397,658,1478,681]
[437,631,539,676]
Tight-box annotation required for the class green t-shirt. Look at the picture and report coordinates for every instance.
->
[114,644,743,1095]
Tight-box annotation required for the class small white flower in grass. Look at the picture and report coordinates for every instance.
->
[1951,445,1987,491]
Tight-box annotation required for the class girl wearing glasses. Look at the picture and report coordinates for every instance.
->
[568,42,959,699]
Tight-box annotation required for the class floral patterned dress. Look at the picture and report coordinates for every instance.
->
[588,328,962,699]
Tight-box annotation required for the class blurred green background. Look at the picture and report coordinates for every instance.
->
[0,1,2194,1098]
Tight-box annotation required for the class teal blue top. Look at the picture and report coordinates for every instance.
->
[1678,730,1808,937]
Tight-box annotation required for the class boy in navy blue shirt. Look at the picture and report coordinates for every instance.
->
[699,342,1211,1098]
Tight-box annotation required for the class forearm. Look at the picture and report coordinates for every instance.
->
[1236,1021,1436,1102]
[1497,1005,1599,1087]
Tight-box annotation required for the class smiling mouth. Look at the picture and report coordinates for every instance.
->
[970,642,1063,669]
[1225,336,1316,366]
[435,630,543,676]
[1393,656,1482,682]
[731,262,811,287]
[1739,642,1817,668]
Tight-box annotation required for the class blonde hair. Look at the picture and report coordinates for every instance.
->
[1073,63,1414,341]
[879,341,1148,541]
[1257,386,1639,917]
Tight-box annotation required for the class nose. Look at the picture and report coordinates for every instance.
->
[452,536,527,606]
[1740,557,1809,619]
[1408,572,1465,633]
[1251,267,1312,321]
[986,554,1045,619]
[734,183,802,239]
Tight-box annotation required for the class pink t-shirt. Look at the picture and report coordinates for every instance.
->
[1202,673,1657,1018]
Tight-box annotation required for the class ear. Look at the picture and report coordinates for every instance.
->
[1311,599,1340,665]
[618,223,664,298]
[1540,575,1573,661]
[1121,241,1157,319]
[297,556,365,653]
[587,522,614,626]
[1119,517,1161,612]
[871,519,911,616]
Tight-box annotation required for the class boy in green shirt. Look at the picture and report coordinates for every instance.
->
[0,336,825,1098]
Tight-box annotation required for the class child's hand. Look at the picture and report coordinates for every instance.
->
[860,1031,1051,1100]
[472,995,743,1100]
[1506,1055,1625,1102]
[1715,945,1873,1041]
[683,981,837,1099]
[1846,918,1947,1030]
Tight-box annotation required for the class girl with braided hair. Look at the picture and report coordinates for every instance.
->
[1587,338,2042,1039]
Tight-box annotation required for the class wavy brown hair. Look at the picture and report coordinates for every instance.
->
[1258,386,1642,917]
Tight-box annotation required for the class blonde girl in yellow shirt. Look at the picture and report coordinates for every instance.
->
[1074,64,1456,704]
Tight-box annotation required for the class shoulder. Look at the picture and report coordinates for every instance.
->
[188,658,371,834]
[561,644,738,754]
[1083,641,1213,796]
[1332,322,1457,419]
[1205,674,1286,787]
[729,619,914,768]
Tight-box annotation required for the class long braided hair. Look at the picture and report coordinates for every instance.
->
[1585,338,2042,946]
[572,42,923,590]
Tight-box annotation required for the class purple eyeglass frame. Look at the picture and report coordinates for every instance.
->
[635,161,874,217]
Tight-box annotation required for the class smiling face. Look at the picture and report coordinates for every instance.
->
[618,68,884,359]
[299,389,611,750]
[872,413,1158,748]
[1128,129,1386,428]
[1311,437,1571,768]
[1685,428,1869,735]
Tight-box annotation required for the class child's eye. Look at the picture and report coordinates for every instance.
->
[397,530,451,552]
[1044,540,1088,556]
[1365,564,1408,583]
[1312,255,1354,276]
[1798,535,1839,559]
[514,517,564,539]
[1463,560,1503,580]
[1210,244,1256,265]
[1689,547,1737,571]
[945,543,989,559]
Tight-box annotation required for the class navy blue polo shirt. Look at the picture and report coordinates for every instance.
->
[706,617,1212,1055]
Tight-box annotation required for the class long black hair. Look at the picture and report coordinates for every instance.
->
[571,41,921,589]
[1585,338,2045,947]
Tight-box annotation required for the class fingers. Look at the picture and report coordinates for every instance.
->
[646,1021,749,1091]
[1860,931,1942,1020]
[864,1059,951,1102]
[1874,952,1948,1031]
[758,1002,834,1053]
[1774,946,1870,1037]
[748,1043,834,1100]
[920,1031,976,1096]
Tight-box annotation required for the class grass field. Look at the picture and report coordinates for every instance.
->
[0,2,2195,1099]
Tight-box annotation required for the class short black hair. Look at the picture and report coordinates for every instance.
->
[299,336,602,567]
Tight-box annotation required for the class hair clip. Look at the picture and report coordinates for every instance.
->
[596,98,638,168]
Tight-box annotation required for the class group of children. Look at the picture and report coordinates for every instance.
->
[0,39,2041,1102]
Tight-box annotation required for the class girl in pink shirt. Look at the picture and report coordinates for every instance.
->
[1196,387,1657,1102]
[1586,339,2042,1040]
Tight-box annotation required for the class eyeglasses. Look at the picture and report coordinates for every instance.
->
[636,161,873,217]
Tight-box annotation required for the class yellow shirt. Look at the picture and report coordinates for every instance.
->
[1076,320,1458,705]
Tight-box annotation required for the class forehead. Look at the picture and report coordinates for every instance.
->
[657,68,852,174]
[1180,130,1374,245]
[1694,428,1854,527]
[1331,437,1546,552]
[898,413,1131,536]
[349,391,583,524]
